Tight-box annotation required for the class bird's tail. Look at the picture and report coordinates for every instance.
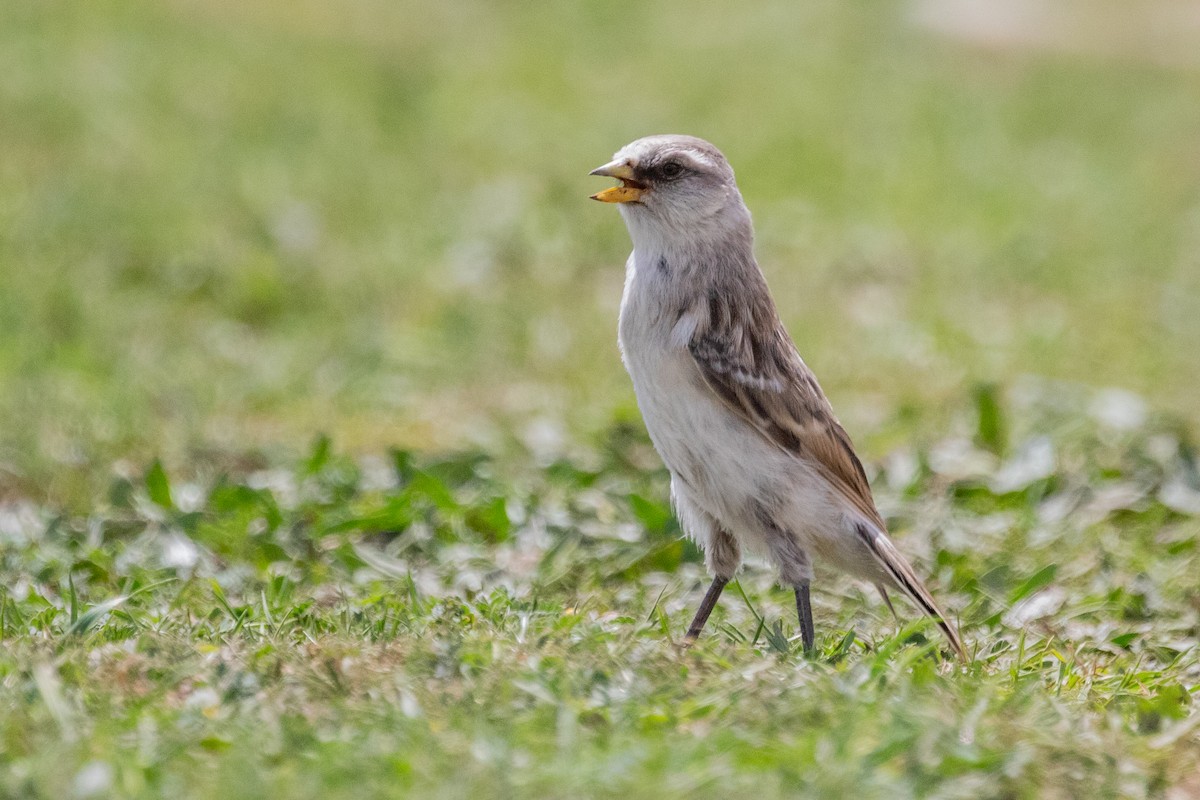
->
[857,523,967,663]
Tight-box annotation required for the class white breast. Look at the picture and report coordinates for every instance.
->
[617,251,773,533]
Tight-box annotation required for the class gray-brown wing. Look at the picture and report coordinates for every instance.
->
[687,318,887,532]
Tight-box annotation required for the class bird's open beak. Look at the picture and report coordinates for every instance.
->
[589,160,645,203]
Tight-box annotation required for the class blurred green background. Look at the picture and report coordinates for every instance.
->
[3,0,1199,502]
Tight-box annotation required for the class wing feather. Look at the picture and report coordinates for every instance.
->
[687,310,885,530]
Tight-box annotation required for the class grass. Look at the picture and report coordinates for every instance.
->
[2,383,1198,798]
[1,0,1199,797]
[2,0,1200,502]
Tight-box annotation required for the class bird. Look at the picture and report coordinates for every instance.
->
[589,134,966,661]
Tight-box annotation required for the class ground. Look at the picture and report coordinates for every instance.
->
[0,1,1198,797]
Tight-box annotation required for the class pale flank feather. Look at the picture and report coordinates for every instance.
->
[686,284,967,661]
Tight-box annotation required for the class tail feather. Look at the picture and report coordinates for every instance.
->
[857,524,967,663]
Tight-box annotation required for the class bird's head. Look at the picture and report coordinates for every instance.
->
[590,135,749,248]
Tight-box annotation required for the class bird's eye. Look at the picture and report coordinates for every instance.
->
[660,161,684,178]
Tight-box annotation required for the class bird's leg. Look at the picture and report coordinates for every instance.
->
[685,576,729,640]
[794,581,815,654]
[759,518,815,654]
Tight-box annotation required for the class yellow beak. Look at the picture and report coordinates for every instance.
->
[589,160,644,203]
